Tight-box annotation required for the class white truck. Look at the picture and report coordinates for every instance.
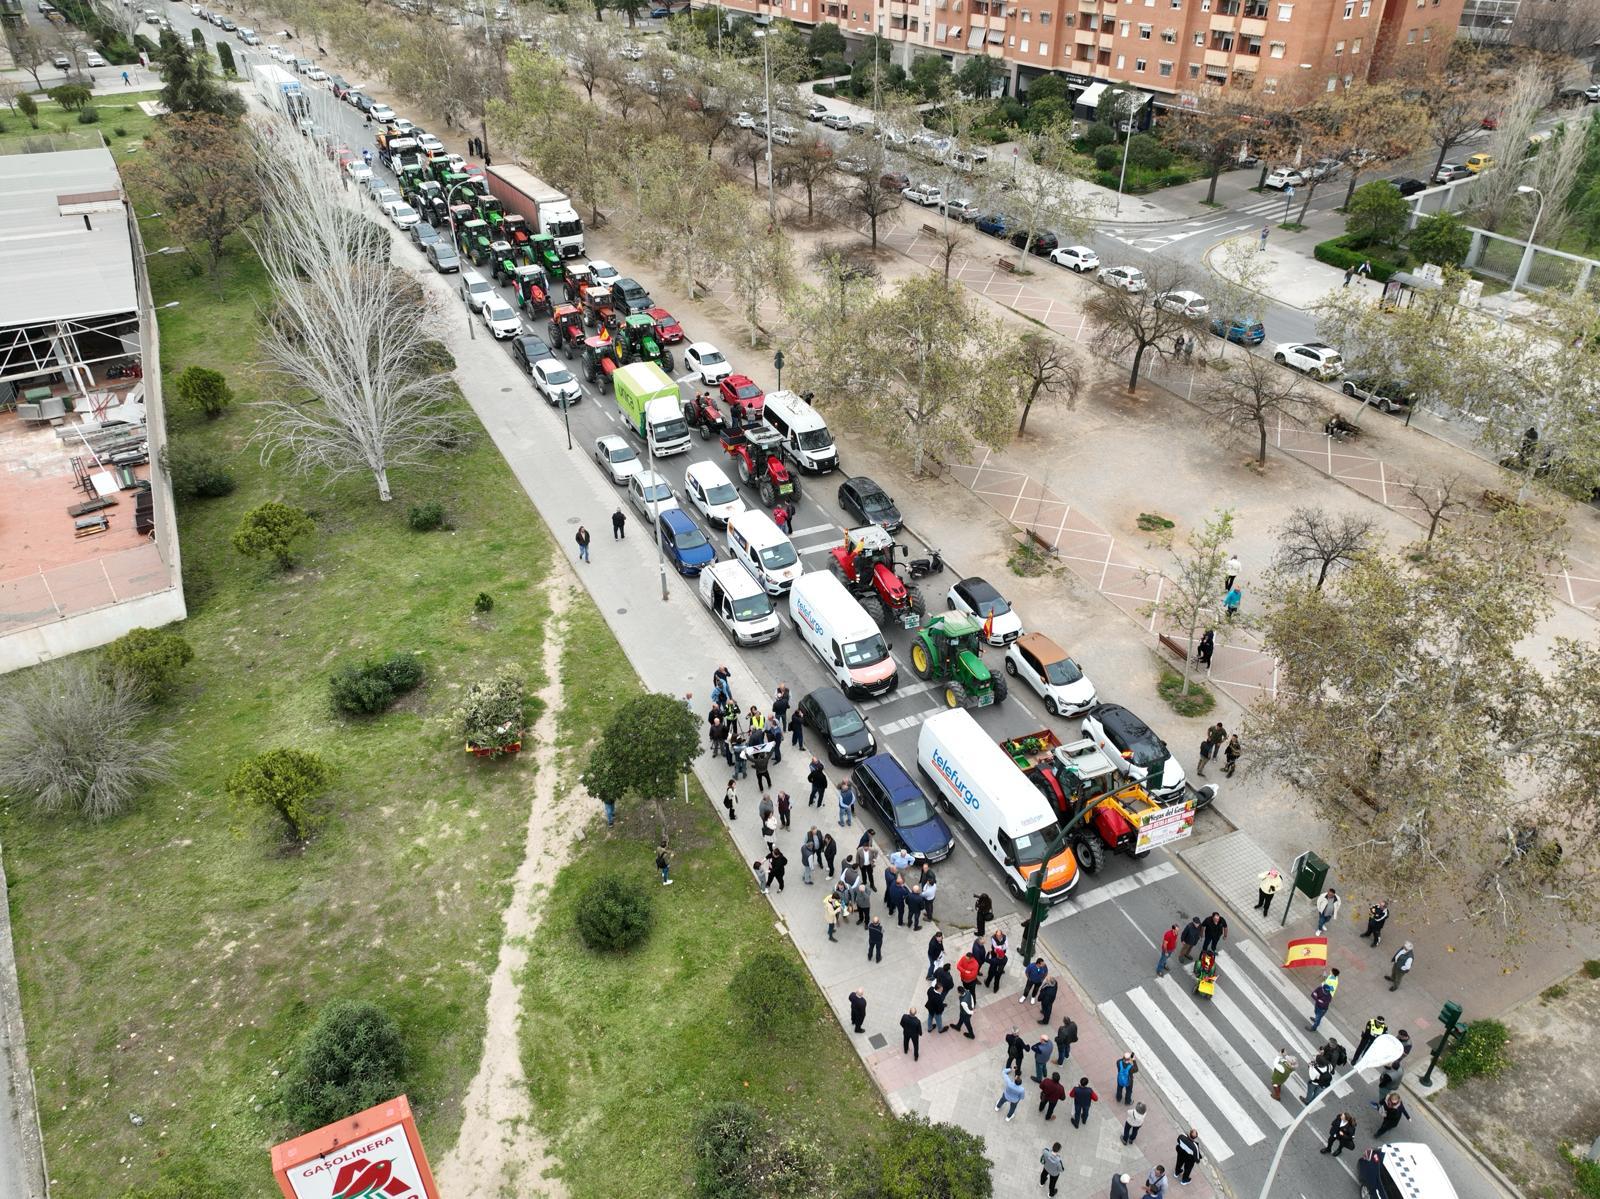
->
[254,63,312,133]
[698,560,781,646]
[483,163,585,257]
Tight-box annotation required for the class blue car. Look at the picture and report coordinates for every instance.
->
[851,752,955,862]
[975,213,1009,238]
[1211,315,1266,345]
[659,509,716,576]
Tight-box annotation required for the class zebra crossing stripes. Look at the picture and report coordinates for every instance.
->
[1042,861,1178,925]
[1152,974,1294,1129]
[1098,999,1240,1163]
[1130,986,1273,1144]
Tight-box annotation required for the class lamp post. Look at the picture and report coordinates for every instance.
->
[1114,90,1136,217]
[1507,183,1545,303]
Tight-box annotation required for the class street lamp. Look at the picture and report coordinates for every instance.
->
[1507,183,1545,302]
[1113,91,1137,217]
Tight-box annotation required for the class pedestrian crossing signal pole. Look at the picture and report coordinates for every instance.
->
[1419,1001,1464,1088]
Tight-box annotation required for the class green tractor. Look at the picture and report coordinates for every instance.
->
[617,312,675,372]
[458,219,494,266]
[474,194,506,230]
[527,233,563,280]
[909,612,1007,709]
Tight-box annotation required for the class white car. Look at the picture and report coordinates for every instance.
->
[1080,704,1187,799]
[627,470,680,524]
[735,112,757,129]
[1263,167,1304,190]
[304,65,327,81]
[684,342,732,385]
[1306,158,1340,181]
[594,434,643,486]
[85,51,106,66]
[946,576,1024,647]
[369,103,396,122]
[1050,245,1099,273]
[822,113,854,131]
[371,186,400,209]
[683,461,746,528]
[1097,265,1147,293]
[1274,341,1344,380]
[807,102,828,121]
[1154,289,1209,318]
[481,300,522,340]
[902,183,943,207]
[942,198,980,222]
[770,125,798,146]
[344,159,372,183]
[532,356,581,400]
[1004,633,1097,718]
[416,133,444,153]
[587,259,620,286]
[391,117,415,134]
[266,45,286,60]
[384,200,420,229]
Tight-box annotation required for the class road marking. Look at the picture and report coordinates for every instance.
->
[789,523,836,538]
[1131,984,1270,1145]
[1154,974,1293,1129]
[866,679,939,707]
[876,711,938,736]
[1099,1000,1235,1162]
[799,542,838,556]
[1042,861,1177,925]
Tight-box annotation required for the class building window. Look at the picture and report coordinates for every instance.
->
[1244,34,1261,51]
[1133,55,1145,67]
[1262,75,1277,91]
[1117,51,1126,65]
[1351,35,1361,50]
[1077,43,1092,57]
[1212,30,1234,48]
[1360,0,1369,11]
[1205,67,1227,83]
[1269,38,1285,54]
[1039,8,1050,19]
[1406,26,1415,40]
[1159,57,1174,72]
[1422,24,1430,37]
[1334,38,1343,52]
[1098,47,1112,61]
[1171,0,1182,7]
[1039,42,1047,52]
[1121,18,1131,32]
[1200,0,1211,9]
[1162,27,1176,39]
[1139,21,1152,35]
[1008,33,1015,43]
[1189,62,1201,76]
[1193,30,1204,43]
[1021,6,1029,15]
[1276,2,1291,17]
[1327,75,1337,89]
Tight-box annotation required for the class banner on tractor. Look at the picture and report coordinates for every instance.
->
[1283,937,1329,969]
[271,1095,440,1199]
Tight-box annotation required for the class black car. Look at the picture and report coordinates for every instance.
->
[1341,371,1415,415]
[426,241,460,273]
[410,221,441,249]
[1083,703,1182,794]
[613,277,652,313]
[1010,229,1059,256]
[512,334,555,373]
[837,475,902,533]
[351,92,375,113]
[797,687,876,767]
[1390,177,1427,197]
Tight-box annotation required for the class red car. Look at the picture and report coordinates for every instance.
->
[648,307,684,344]
[718,374,765,421]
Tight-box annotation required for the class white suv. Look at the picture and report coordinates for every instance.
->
[1274,341,1344,380]
[1050,245,1100,273]
[1264,167,1304,190]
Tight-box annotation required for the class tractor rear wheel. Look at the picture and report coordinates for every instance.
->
[737,458,754,485]
[662,349,675,372]
[860,595,888,627]
[698,422,712,441]
[910,641,934,680]
[992,673,1008,705]
[1073,836,1104,875]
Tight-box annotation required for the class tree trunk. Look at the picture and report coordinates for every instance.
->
[1342,169,1361,211]
[1205,159,1222,205]
[869,210,878,249]
[1128,343,1145,392]
[1296,182,1315,226]
[1017,380,1042,435]
[1315,559,1331,588]
[1432,144,1449,179]
[1256,417,1268,465]
[375,465,393,502]
[1256,162,1269,191]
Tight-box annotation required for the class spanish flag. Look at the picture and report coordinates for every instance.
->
[1283,937,1328,969]
[983,613,995,642]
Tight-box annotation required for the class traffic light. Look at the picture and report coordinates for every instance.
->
[1439,1001,1463,1030]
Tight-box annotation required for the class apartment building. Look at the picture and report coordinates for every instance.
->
[737,0,1460,103]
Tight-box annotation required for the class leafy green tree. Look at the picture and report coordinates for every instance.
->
[1025,74,1071,104]
[729,950,815,1036]
[47,84,91,111]
[909,54,950,101]
[232,501,315,570]
[216,41,235,76]
[102,627,194,700]
[279,999,406,1131]
[172,364,233,419]
[17,94,39,128]
[228,748,332,841]
[1344,180,1409,247]
[156,40,243,118]
[579,692,702,825]
[189,26,203,48]
[575,875,654,951]
[955,54,1002,99]
[1408,211,1471,266]
[807,21,845,59]
[613,0,646,26]
[874,1114,993,1199]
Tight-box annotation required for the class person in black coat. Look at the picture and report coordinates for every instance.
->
[849,988,867,1032]
[1037,976,1060,1024]
[974,892,994,937]
[1005,1029,1029,1071]
[822,834,838,877]
[900,1008,923,1059]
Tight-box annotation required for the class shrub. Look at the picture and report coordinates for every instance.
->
[1446,1018,1509,1082]
[279,999,406,1133]
[1158,667,1215,717]
[1126,133,1172,171]
[161,445,236,498]
[874,1114,993,1199]
[729,950,815,1035]
[473,591,494,613]
[1093,143,1121,172]
[328,652,424,716]
[1344,180,1409,246]
[0,660,172,821]
[456,668,523,752]
[112,126,127,137]
[407,501,446,532]
[811,82,836,98]
[1408,210,1472,267]
[77,107,100,125]
[1083,121,1116,149]
[1313,234,1404,282]
[1584,959,1600,979]
[48,84,92,111]
[232,502,315,570]
[102,627,195,700]
[574,874,654,951]
[172,364,234,419]
[216,42,235,75]
[18,95,39,128]
[227,748,332,841]
[692,1101,763,1198]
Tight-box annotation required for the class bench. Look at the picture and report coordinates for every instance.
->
[1157,633,1189,661]
[922,222,940,236]
[67,497,117,517]
[74,515,110,538]
[996,257,1017,274]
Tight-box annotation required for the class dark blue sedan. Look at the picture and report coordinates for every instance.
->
[852,752,954,862]
[975,213,1010,238]
[659,509,716,576]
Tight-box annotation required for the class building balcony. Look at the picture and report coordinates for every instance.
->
[1204,46,1231,64]
[1239,16,1266,33]
[1209,14,1236,30]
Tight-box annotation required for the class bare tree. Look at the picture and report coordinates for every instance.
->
[1420,46,1502,179]
[1084,258,1202,392]
[804,241,880,320]
[1148,508,1235,696]
[1511,0,1600,57]
[715,204,796,346]
[1476,65,1547,230]
[248,122,461,503]
[12,24,55,91]
[830,141,903,251]
[632,140,740,297]
[549,19,618,100]
[778,136,838,222]
[1194,351,1321,466]
[1404,474,1469,547]
[1011,332,1084,436]
[1271,507,1378,588]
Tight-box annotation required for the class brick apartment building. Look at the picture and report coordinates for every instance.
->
[732,0,1461,107]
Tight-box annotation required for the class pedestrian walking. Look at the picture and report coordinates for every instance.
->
[850,988,867,1032]
[1363,900,1390,947]
[837,779,856,827]
[611,507,626,539]
[655,843,672,884]
[859,834,879,890]
[1223,555,1241,592]
[1038,975,1060,1023]
[1256,868,1283,915]
[1054,1016,1078,1065]
[1269,1049,1298,1101]
[1355,1015,1387,1066]
[1122,1102,1147,1144]
[771,683,790,730]
[1038,1072,1067,1120]
[575,524,591,562]
[1179,916,1203,962]
[1156,924,1178,976]
[926,984,948,1033]
[853,881,870,924]
[1040,1143,1065,1195]
[1173,333,1186,357]
[1115,1052,1139,1104]
[901,1008,923,1059]
[1196,629,1215,669]
[1316,888,1341,934]
[758,791,774,827]
[800,836,816,885]
[776,790,791,830]
[824,892,843,940]
[925,930,946,978]
[1308,983,1334,1031]
[996,1067,1026,1120]
[1374,1093,1410,1136]
[986,931,1010,991]
[722,780,738,821]
[1007,1028,1030,1071]
[1032,1033,1054,1082]
[1323,1037,1349,1070]
[1259,224,1269,251]
[768,847,787,892]
[1321,1111,1356,1157]
[1022,957,1048,1004]
[1069,1078,1098,1127]
[1304,1050,1334,1104]
[948,984,976,1037]
[975,892,994,937]
[1147,1165,1169,1199]
[1110,1174,1132,1199]
[1197,722,1226,776]
[1174,1129,1202,1184]
[807,757,827,806]
[748,744,773,792]
[1343,265,1355,287]
[1222,736,1243,777]
[1224,587,1242,621]
[905,884,926,931]
[1388,942,1414,991]
[1357,259,1372,277]
[822,834,838,877]
[866,915,884,963]
[1200,912,1229,954]
[752,858,769,894]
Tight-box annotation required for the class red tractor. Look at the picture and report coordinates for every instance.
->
[722,425,800,508]
[829,524,927,629]
[683,390,728,440]
[512,264,551,317]
[547,304,586,358]
[580,283,619,332]
[581,335,622,390]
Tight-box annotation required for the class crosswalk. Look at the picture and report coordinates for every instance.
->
[1100,192,1330,252]
[1093,930,1354,1163]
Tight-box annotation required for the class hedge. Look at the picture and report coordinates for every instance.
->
[1313,234,1406,282]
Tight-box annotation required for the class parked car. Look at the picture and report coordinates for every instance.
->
[648,307,684,343]
[594,433,643,485]
[1465,152,1495,172]
[511,334,556,374]
[426,241,461,273]
[941,198,981,222]
[685,341,732,385]
[1049,245,1100,272]
[85,51,106,66]
[806,101,829,121]
[532,356,582,402]
[903,183,943,207]
[1210,315,1265,345]
[370,186,400,210]
[1010,229,1059,256]
[880,170,911,192]
[384,201,420,229]
[1153,289,1209,318]
[683,460,746,528]
[627,470,680,523]
[1586,85,1600,103]
[1081,703,1185,798]
[837,476,902,533]
[1341,371,1416,414]
[658,508,717,576]
[369,103,396,122]
[1389,176,1428,197]
[1004,632,1097,717]
[480,299,523,340]
[1306,158,1340,181]
[822,112,854,131]
[1274,341,1344,380]
[797,687,877,766]
[1264,167,1304,190]
[974,213,1009,237]
[735,111,757,129]
[851,752,953,862]
[945,576,1023,646]
[410,221,441,249]
[1097,265,1148,293]
[1433,163,1471,183]
[328,75,351,97]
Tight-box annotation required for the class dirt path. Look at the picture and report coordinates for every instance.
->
[432,576,584,1199]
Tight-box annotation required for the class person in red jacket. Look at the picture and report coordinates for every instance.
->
[957,951,981,988]
[1069,1078,1098,1128]
[1038,1072,1068,1120]
[1157,923,1179,976]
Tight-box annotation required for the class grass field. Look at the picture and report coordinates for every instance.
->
[0,221,557,1192]
[518,600,892,1197]
[0,89,162,155]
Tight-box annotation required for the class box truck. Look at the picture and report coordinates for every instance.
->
[482,163,585,257]
[254,63,312,133]
[614,362,690,457]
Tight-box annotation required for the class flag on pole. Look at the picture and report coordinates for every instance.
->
[1283,937,1328,969]
[983,613,995,642]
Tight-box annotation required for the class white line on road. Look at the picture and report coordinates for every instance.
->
[1099,1000,1236,1162]
[1131,985,1270,1145]
[1042,861,1177,924]
[798,543,839,556]
[1154,974,1293,1129]
[876,711,939,736]
[788,523,836,538]
[866,679,939,707]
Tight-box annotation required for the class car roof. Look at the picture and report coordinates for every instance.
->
[1377,1144,1459,1199]
[636,469,668,485]
[960,576,1001,600]
[686,460,730,483]
[660,508,695,532]
[596,433,629,451]
[1015,631,1068,663]
[689,341,719,354]
[804,686,855,716]
[859,752,920,797]
[648,306,674,319]
[1165,289,1204,301]
[1094,704,1152,738]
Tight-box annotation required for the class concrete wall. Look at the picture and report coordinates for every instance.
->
[0,586,188,674]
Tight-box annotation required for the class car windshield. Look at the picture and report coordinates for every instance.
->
[894,792,936,826]
[674,525,709,550]
[643,483,671,502]
[1044,658,1084,685]
[699,350,725,366]
[550,218,583,238]
[731,592,773,621]
[757,542,797,570]
[841,633,888,668]
[797,427,834,452]
[826,708,865,737]
[862,490,891,512]
[545,367,572,384]
[655,417,688,441]
[1109,720,1163,766]
[970,590,1009,617]
[609,446,637,463]
[706,482,738,505]
[732,384,762,401]
[490,306,514,321]
[1012,822,1063,866]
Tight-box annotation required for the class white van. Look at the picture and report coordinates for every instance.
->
[761,389,839,474]
[460,270,495,314]
[789,571,897,698]
[726,510,803,596]
[698,560,780,646]
[916,709,1079,900]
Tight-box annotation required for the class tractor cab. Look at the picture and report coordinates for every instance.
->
[462,172,491,200]
[581,284,618,332]
[512,264,551,316]
[547,304,586,358]
[909,612,1002,709]
[620,312,674,371]
[581,334,622,390]
[475,195,506,228]
[459,219,493,265]
[447,202,474,237]
[683,390,729,441]
[565,262,595,300]
[527,234,563,279]
[502,213,530,244]
[490,240,521,284]
[828,525,927,629]
[721,424,800,508]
